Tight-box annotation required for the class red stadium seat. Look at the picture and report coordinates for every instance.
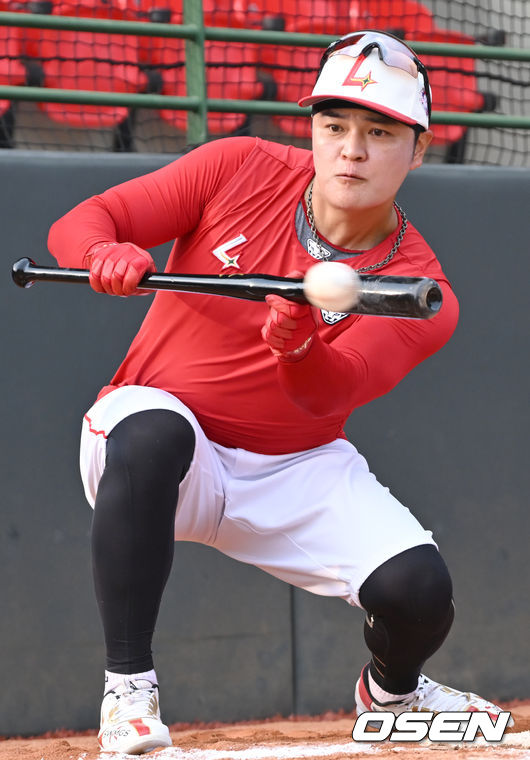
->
[409,26,492,156]
[155,40,264,135]
[234,0,352,34]
[53,0,136,20]
[128,0,178,21]
[262,45,321,139]
[0,0,33,8]
[20,0,148,137]
[232,0,284,30]
[294,1,352,35]
[0,23,26,85]
[0,22,27,146]
[351,0,436,37]
[140,1,264,135]
[202,0,247,29]
[421,32,487,156]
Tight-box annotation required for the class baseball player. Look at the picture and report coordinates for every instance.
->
[48,31,509,755]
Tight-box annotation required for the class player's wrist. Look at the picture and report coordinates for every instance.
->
[275,333,315,363]
[83,241,119,268]
[262,293,319,362]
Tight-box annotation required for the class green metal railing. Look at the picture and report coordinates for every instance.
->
[1,7,529,144]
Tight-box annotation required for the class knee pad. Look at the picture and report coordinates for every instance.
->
[106,408,196,484]
[359,544,453,629]
[359,545,454,691]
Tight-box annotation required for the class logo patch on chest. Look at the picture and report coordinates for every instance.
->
[307,238,333,261]
[212,234,247,269]
[321,309,350,325]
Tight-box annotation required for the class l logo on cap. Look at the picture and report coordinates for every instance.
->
[342,55,378,91]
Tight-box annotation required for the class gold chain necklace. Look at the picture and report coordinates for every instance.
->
[306,178,408,273]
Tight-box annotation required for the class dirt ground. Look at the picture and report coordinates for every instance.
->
[2,701,530,760]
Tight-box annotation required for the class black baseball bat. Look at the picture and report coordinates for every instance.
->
[11,257,442,319]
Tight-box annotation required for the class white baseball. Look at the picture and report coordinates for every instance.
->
[303,261,361,312]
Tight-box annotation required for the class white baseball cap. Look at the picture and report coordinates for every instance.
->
[298,30,431,130]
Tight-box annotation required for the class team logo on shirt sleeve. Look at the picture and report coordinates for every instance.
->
[212,234,247,269]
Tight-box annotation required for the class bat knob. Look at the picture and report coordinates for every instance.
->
[12,257,35,288]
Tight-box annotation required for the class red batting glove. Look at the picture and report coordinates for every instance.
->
[85,242,156,296]
[262,293,318,363]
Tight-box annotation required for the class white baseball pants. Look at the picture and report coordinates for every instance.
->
[80,385,436,607]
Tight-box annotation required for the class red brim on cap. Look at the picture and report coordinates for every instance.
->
[298,94,418,126]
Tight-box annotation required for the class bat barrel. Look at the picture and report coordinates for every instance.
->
[355,275,442,319]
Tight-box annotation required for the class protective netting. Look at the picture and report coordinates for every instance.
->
[0,0,528,164]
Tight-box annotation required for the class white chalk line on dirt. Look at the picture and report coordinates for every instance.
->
[88,743,373,760]
[92,731,530,760]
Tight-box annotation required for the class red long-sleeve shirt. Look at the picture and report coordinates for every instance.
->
[48,136,459,454]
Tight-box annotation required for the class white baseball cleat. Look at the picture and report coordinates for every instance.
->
[355,664,513,726]
[98,677,172,754]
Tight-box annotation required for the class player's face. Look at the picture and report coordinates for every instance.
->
[311,107,432,213]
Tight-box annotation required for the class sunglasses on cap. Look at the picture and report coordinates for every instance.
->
[318,30,432,120]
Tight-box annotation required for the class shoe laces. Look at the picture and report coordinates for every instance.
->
[107,680,159,722]
[412,675,497,713]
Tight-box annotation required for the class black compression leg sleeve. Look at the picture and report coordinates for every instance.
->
[359,544,454,695]
[91,409,195,674]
